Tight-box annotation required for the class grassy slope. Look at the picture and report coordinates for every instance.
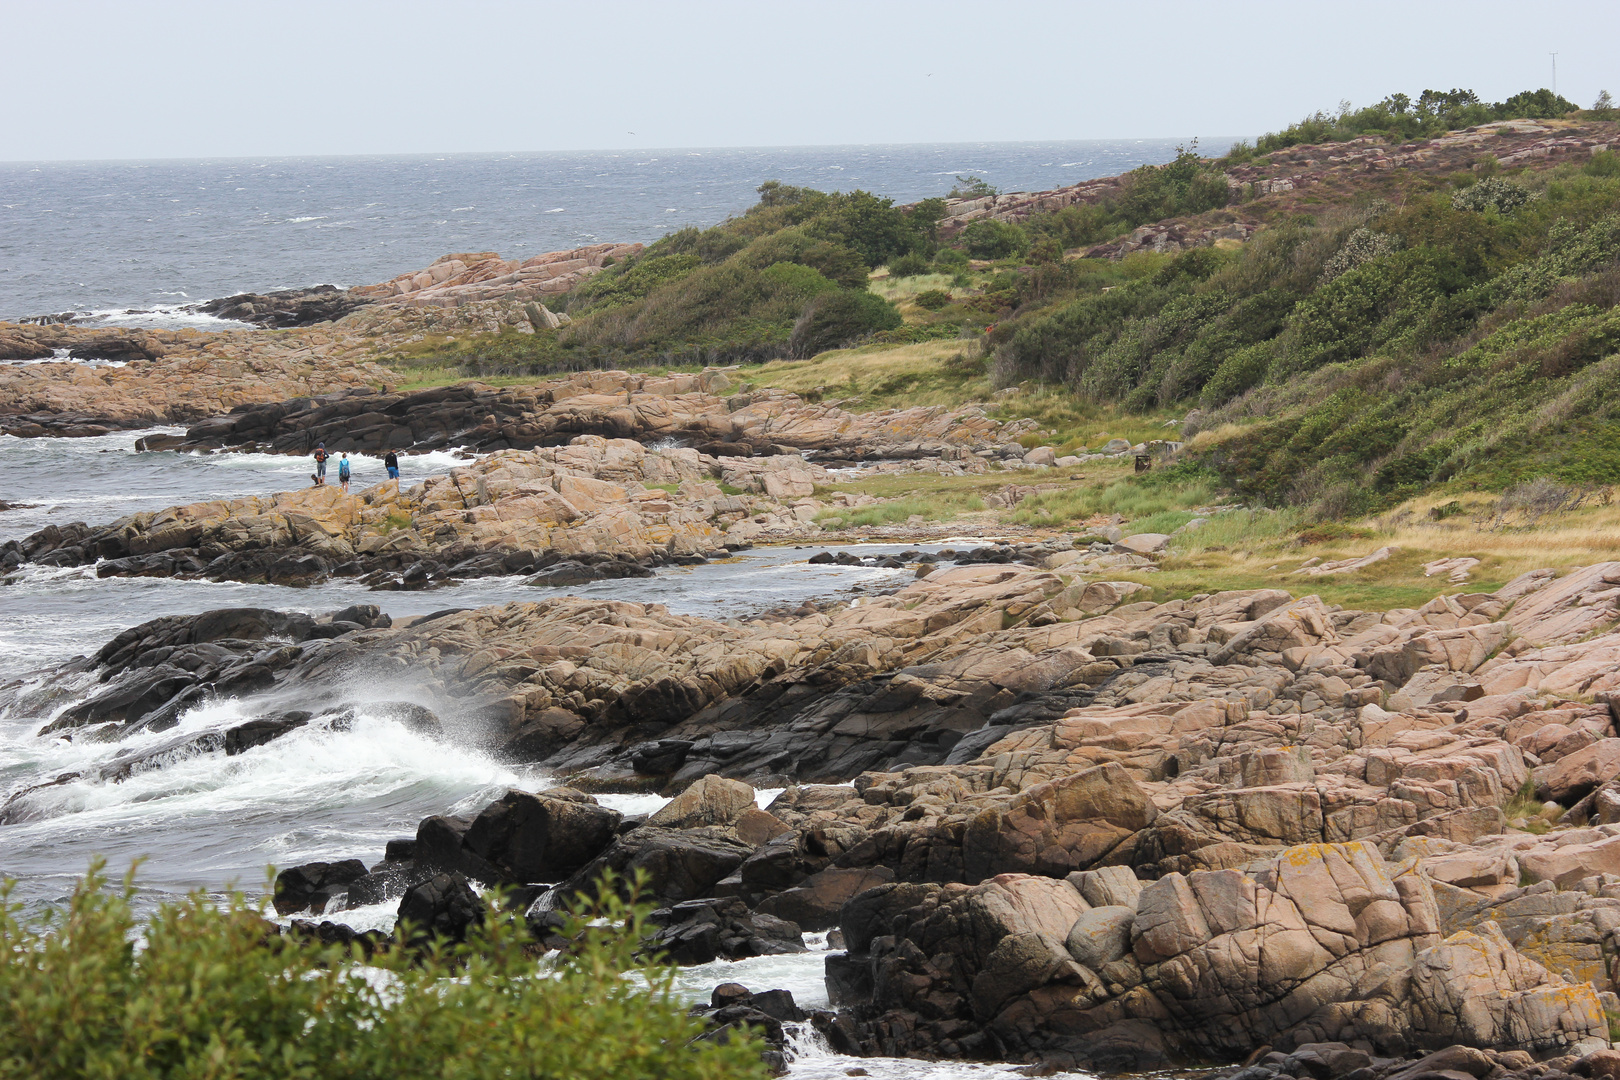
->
[357,114,1620,613]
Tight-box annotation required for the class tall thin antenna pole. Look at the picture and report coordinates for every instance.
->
[1551,52,1558,96]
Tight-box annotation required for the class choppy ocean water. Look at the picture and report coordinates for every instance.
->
[0,139,1238,323]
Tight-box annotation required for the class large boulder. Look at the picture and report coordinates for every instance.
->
[558,826,760,906]
[648,774,757,829]
[963,762,1156,881]
[272,859,368,916]
[1410,921,1608,1055]
[461,788,623,883]
[644,897,806,964]
[396,872,484,945]
[756,866,896,931]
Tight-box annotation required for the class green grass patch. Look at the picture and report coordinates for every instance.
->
[1126,510,1196,535]
[1010,464,1217,526]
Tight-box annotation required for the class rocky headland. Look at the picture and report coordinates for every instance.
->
[930,118,1615,259]
[0,322,396,436]
[0,241,644,436]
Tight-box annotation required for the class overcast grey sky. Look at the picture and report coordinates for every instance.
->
[4,0,1615,162]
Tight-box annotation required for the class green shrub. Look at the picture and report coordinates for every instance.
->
[1452,177,1540,214]
[808,190,927,268]
[1025,203,1122,249]
[789,290,903,358]
[1321,227,1401,281]
[933,247,970,272]
[0,864,768,1080]
[959,219,1030,260]
[1115,144,1232,226]
[914,289,952,310]
[887,252,932,277]
[1586,151,1620,179]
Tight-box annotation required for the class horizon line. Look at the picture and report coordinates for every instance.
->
[0,135,1254,169]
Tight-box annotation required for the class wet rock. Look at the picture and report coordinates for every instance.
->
[345,863,434,908]
[524,559,654,588]
[94,730,225,781]
[644,897,806,964]
[224,711,312,755]
[557,826,760,907]
[461,788,623,883]
[273,859,369,916]
[756,866,897,931]
[501,707,587,761]
[323,701,442,736]
[285,919,392,956]
[197,285,370,328]
[396,871,484,945]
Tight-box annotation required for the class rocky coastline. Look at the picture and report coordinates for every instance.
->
[7,155,1620,1077]
[8,464,1620,1073]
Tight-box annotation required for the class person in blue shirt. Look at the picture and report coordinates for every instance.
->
[338,453,352,493]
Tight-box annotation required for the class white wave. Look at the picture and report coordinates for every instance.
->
[285,216,326,223]
[3,705,525,835]
[74,304,252,331]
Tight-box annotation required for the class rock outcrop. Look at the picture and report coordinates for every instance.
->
[4,436,828,587]
[826,843,1608,1069]
[351,244,642,308]
[145,368,1020,460]
[9,553,1620,1071]
[197,285,371,328]
[0,322,393,435]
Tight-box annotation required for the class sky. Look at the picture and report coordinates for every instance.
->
[3,0,1617,162]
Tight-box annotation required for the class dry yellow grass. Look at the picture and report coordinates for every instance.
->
[738,340,990,409]
[1116,491,1620,609]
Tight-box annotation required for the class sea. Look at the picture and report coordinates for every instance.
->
[0,141,1236,1077]
[0,138,1237,325]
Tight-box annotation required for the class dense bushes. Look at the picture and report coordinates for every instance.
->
[1114,145,1232,226]
[0,865,767,1080]
[959,219,1029,259]
[992,160,1620,514]
[453,181,935,368]
[1253,86,1579,153]
[790,289,903,358]
[1000,146,1233,258]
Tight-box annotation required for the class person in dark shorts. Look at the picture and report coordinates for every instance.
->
[338,452,352,493]
[312,443,329,486]
[384,451,400,481]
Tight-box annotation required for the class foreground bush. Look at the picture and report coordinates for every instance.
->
[0,864,767,1080]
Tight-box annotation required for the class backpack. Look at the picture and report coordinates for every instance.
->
[314,449,328,463]
[339,459,351,479]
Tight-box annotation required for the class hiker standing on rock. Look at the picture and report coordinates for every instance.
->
[384,450,399,481]
[338,452,352,493]
[312,442,328,486]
